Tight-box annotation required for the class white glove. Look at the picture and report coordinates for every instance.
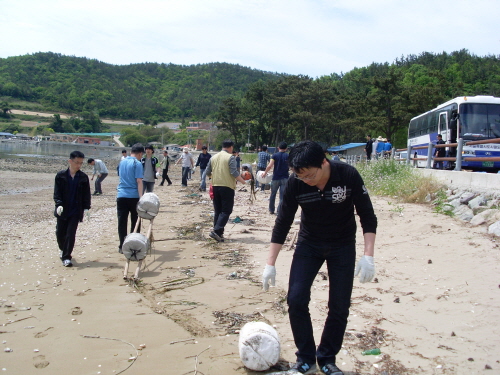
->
[262,264,276,291]
[84,209,90,221]
[245,179,252,184]
[156,172,160,178]
[56,206,63,216]
[355,255,375,283]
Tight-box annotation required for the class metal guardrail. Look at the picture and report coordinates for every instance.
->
[394,137,500,171]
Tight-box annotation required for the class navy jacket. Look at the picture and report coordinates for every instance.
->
[53,169,91,222]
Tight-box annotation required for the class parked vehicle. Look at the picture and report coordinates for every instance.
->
[163,144,182,160]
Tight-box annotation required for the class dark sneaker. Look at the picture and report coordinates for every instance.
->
[209,231,223,242]
[118,247,123,254]
[62,259,73,267]
[290,362,317,374]
[321,363,344,375]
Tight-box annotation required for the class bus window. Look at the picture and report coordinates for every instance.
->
[460,103,500,140]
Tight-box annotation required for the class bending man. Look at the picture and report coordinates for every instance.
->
[262,141,377,375]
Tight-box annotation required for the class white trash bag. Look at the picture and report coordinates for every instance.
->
[122,233,149,261]
[239,321,280,371]
[137,193,160,220]
[256,171,273,184]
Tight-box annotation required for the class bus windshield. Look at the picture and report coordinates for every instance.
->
[460,103,500,140]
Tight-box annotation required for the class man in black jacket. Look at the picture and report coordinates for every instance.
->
[53,151,91,267]
[262,141,377,375]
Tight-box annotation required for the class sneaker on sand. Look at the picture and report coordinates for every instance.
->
[62,259,73,267]
[289,362,317,374]
[209,231,223,242]
[321,363,344,375]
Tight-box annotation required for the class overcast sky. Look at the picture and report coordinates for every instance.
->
[1,0,499,77]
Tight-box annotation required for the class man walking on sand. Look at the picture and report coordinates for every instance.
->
[256,145,271,191]
[176,147,195,187]
[117,143,144,253]
[88,158,108,195]
[54,151,91,267]
[159,150,172,186]
[263,141,289,215]
[141,144,160,193]
[205,140,248,242]
[262,141,377,375]
[195,145,211,191]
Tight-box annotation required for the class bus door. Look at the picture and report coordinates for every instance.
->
[438,112,449,166]
[438,112,449,141]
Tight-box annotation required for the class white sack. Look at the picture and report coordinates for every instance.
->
[122,233,149,261]
[256,171,273,184]
[137,193,160,220]
[239,321,280,371]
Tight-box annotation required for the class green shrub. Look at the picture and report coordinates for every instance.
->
[355,159,442,203]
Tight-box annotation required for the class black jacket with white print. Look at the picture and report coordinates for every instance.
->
[271,160,377,245]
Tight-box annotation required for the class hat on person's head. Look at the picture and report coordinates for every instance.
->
[183,147,189,152]
[382,138,387,142]
[376,136,384,141]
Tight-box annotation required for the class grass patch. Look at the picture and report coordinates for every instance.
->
[356,159,443,203]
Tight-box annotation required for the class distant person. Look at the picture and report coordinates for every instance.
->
[205,140,248,242]
[87,158,109,196]
[364,135,373,161]
[263,142,289,215]
[159,150,172,186]
[241,165,253,180]
[331,151,340,161]
[117,149,128,176]
[141,144,159,193]
[375,136,385,158]
[383,139,392,157]
[196,145,212,191]
[176,147,195,187]
[262,140,377,375]
[233,150,241,172]
[434,134,446,169]
[117,143,144,253]
[256,145,271,191]
[54,151,91,267]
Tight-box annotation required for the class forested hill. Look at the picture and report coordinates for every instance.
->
[0,52,279,121]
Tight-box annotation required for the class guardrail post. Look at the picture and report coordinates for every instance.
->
[391,148,395,159]
[406,145,412,165]
[426,142,434,169]
[455,138,463,171]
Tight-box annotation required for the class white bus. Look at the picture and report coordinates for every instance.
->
[408,96,500,170]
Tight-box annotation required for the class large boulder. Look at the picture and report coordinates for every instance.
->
[468,195,487,211]
[470,209,498,226]
[453,205,474,222]
[459,192,477,204]
[488,221,500,237]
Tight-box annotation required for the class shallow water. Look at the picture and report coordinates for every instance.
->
[0,140,122,160]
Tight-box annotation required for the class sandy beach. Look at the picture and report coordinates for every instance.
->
[0,157,499,375]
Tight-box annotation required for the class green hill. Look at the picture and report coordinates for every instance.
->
[0,52,279,121]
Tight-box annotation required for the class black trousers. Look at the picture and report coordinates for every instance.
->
[56,215,80,261]
[212,186,235,236]
[117,197,140,250]
[288,240,355,367]
[160,168,172,185]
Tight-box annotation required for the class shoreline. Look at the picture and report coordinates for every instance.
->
[0,158,499,374]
